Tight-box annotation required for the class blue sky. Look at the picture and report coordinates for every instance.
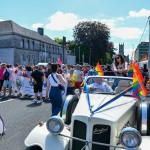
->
[0,0,150,59]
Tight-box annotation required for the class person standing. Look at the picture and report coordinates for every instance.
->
[3,64,13,97]
[46,63,66,116]
[113,54,128,77]
[0,63,5,96]
[45,63,52,78]
[31,66,44,103]
[73,64,83,88]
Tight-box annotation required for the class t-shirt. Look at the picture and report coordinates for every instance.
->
[114,62,128,76]
[31,70,44,85]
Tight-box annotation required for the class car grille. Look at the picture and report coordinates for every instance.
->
[92,124,111,150]
[72,120,87,150]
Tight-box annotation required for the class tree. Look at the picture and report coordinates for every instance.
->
[73,21,111,64]
[54,38,63,45]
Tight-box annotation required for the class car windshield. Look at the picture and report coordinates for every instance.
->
[84,76,133,96]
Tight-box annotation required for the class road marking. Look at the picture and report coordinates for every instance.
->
[0,99,15,104]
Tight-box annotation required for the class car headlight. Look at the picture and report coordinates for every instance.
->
[120,127,142,149]
[46,116,64,135]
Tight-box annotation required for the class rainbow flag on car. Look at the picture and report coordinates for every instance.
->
[132,63,148,99]
[95,62,104,76]
[128,62,134,77]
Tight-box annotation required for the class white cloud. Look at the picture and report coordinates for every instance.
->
[32,23,44,29]
[32,11,142,40]
[129,8,150,17]
[0,19,4,22]
[115,17,124,21]
[45,11,85,31]
[111,27,142,39]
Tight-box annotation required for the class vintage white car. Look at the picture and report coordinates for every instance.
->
[25,76,150,150]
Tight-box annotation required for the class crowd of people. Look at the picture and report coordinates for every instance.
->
[0,54,149,116]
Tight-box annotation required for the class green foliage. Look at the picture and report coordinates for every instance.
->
[54,38,63,45]
[73,21,115,64]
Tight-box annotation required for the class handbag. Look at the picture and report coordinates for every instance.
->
[51,74,64,91]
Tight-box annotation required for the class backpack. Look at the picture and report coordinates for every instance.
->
[4,69,10,80]
[0,115,5,139]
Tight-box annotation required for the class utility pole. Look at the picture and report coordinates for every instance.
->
[89,48,91,65]
[82,52,84,63]
[148,16,150,68]
[79,46,80,63]
[45,46,46,63]
[63,36,66,63]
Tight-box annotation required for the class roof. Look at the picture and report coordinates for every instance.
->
[0,20,61,46]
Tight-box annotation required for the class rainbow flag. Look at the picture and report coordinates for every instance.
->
[128,62,134,77]
[95,62,104,76]
[133,63,144,82]
[132,70,148,100]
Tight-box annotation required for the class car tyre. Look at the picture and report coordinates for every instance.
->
[60,95,79,125]
[26,146,42,150]
[137,101,150,135]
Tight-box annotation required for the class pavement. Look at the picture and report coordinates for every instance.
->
[0,95,51,150]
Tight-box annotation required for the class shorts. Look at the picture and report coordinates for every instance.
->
[34,84,42,93]
[75,81,82,89]
[3,80,12,88]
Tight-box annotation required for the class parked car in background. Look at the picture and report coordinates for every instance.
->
[37,63,48,66]
[25,76,149,150]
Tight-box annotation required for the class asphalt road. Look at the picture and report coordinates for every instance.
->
[0,96,52,150]
[1,94,150,150]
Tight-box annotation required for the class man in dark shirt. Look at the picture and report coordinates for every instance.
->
[45,63,52,78]
[31,66,44,103]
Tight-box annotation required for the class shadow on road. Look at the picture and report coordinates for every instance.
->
[26,103,42,107]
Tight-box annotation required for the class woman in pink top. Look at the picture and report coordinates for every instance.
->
[0,63,5,96]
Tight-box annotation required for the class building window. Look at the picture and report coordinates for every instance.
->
[42,43,44,50]
[27,40,30,49]
[22,39,24,48]
[32,41,34,50]
[27,55,30,62]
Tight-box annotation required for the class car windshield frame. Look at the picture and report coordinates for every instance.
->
[83,76,133,96]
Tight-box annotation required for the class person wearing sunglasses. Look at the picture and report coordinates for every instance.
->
[113,54,128,77]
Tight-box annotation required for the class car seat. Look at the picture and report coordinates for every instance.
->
[115,80,131,94]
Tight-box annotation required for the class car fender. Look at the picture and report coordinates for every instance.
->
[25,123,70,150]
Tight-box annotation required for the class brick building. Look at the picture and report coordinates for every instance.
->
[0,20,67,65]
